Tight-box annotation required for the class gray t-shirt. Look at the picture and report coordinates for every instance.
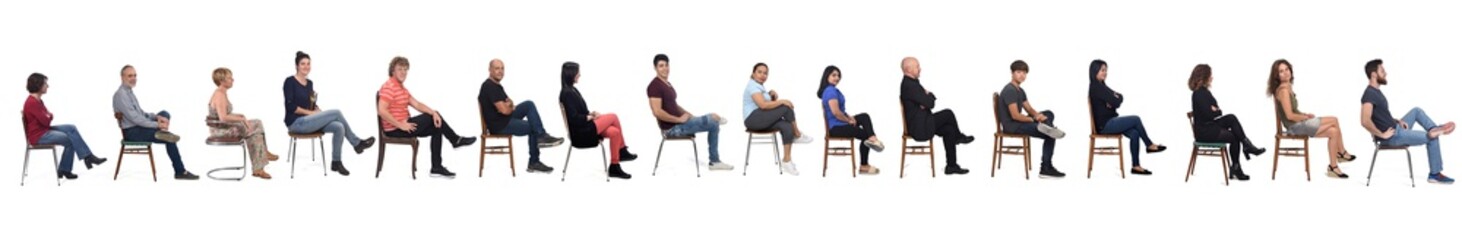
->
[997,83,1027,127]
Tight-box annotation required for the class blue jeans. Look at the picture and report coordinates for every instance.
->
[496,100,548,163]
[1004,110,1056,168]
[666,115,721,162]
[1099,115,1154,166]
[36,124,95,172]
[121,111,187,175]
[1380,107,1444,174]
[288,109,363,162]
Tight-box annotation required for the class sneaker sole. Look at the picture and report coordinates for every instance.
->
[430,174,456,179]
[1038,175,1065,179]
[1428,179,1454,184]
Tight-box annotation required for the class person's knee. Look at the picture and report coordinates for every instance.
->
[519,100,536,108]
[604,126,621,137]
[602,113,618,122]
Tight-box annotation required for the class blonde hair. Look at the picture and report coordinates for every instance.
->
[212,67,232,86]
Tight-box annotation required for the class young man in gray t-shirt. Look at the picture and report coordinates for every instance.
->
[997,60,1067,179]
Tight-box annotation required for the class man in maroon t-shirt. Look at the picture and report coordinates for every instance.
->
[645,54,732,171]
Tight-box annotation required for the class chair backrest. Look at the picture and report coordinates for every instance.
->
[1273,100,1285,135]
[375,92,386,136]
[991,93,1004,132]
[19,113,29,146]
[1186,112,1197,135]
[479,101,490,135]
[898,101,909,136]
[1087,98,1099,135]
[821,102,832,136]
[113,112,127,136]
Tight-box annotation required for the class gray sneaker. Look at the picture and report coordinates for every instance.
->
[154,131,181,143]
[708,161,735,171]
[1037,123,1066,139]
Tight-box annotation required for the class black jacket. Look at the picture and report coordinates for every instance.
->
[559,87,601,148]
[1088,68,1123,131]
[1190,87,1225,137]
[899,75,938,140]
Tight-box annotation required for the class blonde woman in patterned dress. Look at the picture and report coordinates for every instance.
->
[210,67,279,179]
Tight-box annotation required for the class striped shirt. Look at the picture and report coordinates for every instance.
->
[378,78,413,132]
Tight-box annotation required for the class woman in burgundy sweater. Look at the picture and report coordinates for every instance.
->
[23,73,107,179]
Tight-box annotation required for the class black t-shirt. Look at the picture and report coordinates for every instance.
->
[1362,86,1396,134]
[478,79,511,132]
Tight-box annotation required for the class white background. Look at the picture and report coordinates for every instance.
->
[3,0,1458,239]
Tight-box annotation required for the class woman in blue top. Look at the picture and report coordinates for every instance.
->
[818,65,886,175]
[282,51,375,176]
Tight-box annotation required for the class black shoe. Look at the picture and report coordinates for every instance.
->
[175,171,200,180]
[1336,152,1357,162]
[1130,168,1153,175]
[958,135,976,144]
[526,161,554,173]
[83,155,108,169]
[57,171,78,180]
[451,137,477,149]
[1146,145,1168,153]
[608,164,632,179]
[1243,147,1266,160]
[1229,167,1251,181]
[430,168,456,179]
[1327,165,1349,179]
[538,135,565,148]
[619,147,638,162]
[1039,167,1066,179]
[943,165,970,175]
[354,137,376,154]
[331,161,351,176]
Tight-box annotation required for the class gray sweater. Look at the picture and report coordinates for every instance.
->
[112,84,159,129]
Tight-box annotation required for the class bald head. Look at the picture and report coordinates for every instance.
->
[901,57,921,79]
[489,58,505,81]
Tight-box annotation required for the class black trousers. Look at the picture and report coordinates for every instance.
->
[1194,114,1256,168]
[908,109,963,165]
[829,113,876,165]
[385,114,464,169]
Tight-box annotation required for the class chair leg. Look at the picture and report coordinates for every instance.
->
[743,134,753,176]
[990,137,999,178]
[147,145,157,182]
[1272,138,1280,180]
[479,138,486,178]
[1118,138,1126,179]
[601,145,609,182]
[1406,149,1415,188]
[1022,138,1031,180]
[319,139,327,176]
[1303,138,1311,181]
[822,140,830,178]
[1086,138,1095,179]
[20,149,31,186]
[652,139,666,176]
[1365,148,1380,187]
[692,140,701,178]
[410,144,419,180]
[899,137,907,179]
[375,142,385,179]
[1185,147,1197,182]
[290,138,298,179]
[849,140,857,178]
[114,147,124,180]
[561,147,573,182]
[1221,147,1231,186]
[929,139,936,178]
[508,138,516,177]
[52,148,60,186]
[773,135,783,175]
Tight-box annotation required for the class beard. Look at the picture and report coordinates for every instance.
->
[1377,76,1388,85]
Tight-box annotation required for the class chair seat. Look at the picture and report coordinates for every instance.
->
[121,141,151,145]
[289,132,325,138]
[747,129,779,134]
[1277,134,1308,139]
[27,144,57,149]
[381,136,418,144]
[1378,145,1410,150]
[1091,133,1123,139]
[1194,142,1227,148]
[995,133,1030,138]
[206,136,244,145]
[482,133,513,139]
[663,135,696,140]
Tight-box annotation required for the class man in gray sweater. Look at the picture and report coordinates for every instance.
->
[113,65,198,180]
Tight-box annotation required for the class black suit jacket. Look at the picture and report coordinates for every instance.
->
[900,76,938,140]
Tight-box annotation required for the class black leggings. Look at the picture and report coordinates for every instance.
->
[829,113,875,165]
[1195,114,1257,168]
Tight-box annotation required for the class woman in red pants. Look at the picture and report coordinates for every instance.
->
[559,61,638,179]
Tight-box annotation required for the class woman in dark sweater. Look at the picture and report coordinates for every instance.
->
[1188,64,1266,181]
[282,51,375,176]
[559,61,637,179]
[1087,60,1166,175]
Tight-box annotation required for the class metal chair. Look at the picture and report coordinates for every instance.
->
[1185,112,1231,186]
[112,112,158,182]
[203,118,248,181]
[1086,99,1125,179]
[742,129,783,176]
[991,93,1032,179]
[1365,141,1414,187]
[287,132,327,179]
[558,103,608,182]
[651,131,701,178]
[19,114,60,186]
[820,105,857,178]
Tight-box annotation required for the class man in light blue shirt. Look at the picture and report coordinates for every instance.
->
[112,65,198,180]
[742,63,813,176]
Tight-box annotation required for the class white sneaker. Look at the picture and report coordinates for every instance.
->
[865,139,886,152]
[780,161,800,176]
[708,162,735,171]
[793,135,814,144]
[716,116,728,125]
[1037,123,1066,139]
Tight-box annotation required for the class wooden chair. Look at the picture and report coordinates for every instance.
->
[113,112,158,182]
[1185,112,1230,186]
[557,103,608,182]
[1271,105,1311,181]
[821,105,857,178]
[19,114,60,186]
[1365,141,1414,187]
[898,104,936,179]
[374,93,420,179]
[477,102,516,178]
[990,93,1032,179]
[651,130,701,178]
[741,129,782,176]
[1086,99,1126,179]
[203,118,247,181]
[287,132,326,179]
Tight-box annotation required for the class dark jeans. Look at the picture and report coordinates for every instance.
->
[493,100,548,163]
[829,113,875,165]
[1003,110,1057,168]
[1195,114,1257,168]
[1099,115,1154,166]
[744,105,797,143]
[121,111,187,175]
[385,114,464,170]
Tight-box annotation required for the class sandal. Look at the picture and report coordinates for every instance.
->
[1336,151,1356,162]
[859,166,881,175]
[253,171,273,180]
[1327,165,1349,179]
[266,153,280,161]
